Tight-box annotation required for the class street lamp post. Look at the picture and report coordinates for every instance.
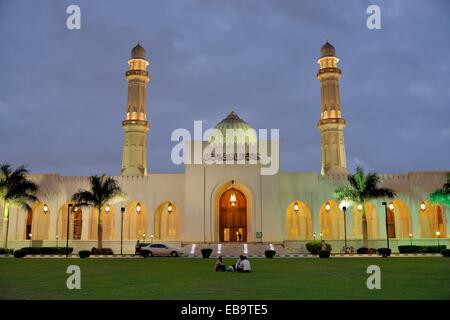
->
[120,207,125,255]
[151,234,154,244]
[382,202,390,249]
[342,206,348,250]
[409,233,413,246]
[29,233,32,247]
[436,231,441,248]
[56,234,59,248]
[320,232,323,242]
[66,204,73,258]
[313,233,316,240]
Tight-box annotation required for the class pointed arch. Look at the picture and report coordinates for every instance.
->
[154,201,180,240]
[89,206,115,240]
[352,202,380,239]
[285,201,313,240]
[123,200,147,240]
[388,199,412,239]
[419,199,447,238]
[320,200,344,240]
[57,202,83,240]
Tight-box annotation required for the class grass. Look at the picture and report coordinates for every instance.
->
[0,257,449,300]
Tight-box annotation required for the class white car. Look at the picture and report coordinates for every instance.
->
[140,243,183,257]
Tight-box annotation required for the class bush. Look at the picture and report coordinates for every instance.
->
[0,248,13,255]
[318,250,331,258]
[357,247,377,254]
[398,245,420,253]
[91,247,114,255]
[377,248,391,257]
[78,250,91,258]
[420,245,446,253]
[441,249,450,257]
[20,247,73,255]
[306,241,332,254]
[357,247,368,254]
[14,249,27,258]
[201,248,213,258]
[264,250,276,258]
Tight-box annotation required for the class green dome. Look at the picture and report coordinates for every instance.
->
[209,111,257,145]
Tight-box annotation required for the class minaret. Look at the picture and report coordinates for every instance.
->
[121,44,150,176]
[317,41,348,175]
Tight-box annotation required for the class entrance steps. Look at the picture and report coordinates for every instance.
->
[181,242,289,256]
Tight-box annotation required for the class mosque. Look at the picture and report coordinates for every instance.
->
[1,42,448,254]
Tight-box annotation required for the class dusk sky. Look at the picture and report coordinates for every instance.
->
[0,0,449,176]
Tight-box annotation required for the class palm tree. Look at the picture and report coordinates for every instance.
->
[72,175,124,249]
[335,166,395,248]
[429,172,450,207]
[0,164,39,249]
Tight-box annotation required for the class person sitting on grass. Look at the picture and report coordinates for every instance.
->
[215,256,226,272]
[236,255,252,273]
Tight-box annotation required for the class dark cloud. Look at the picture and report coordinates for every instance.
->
[0,0,449,175]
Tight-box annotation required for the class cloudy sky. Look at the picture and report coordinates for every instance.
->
[0,0,449,176]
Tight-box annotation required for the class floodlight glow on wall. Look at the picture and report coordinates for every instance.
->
[43,204,49,214]
[136,203,142,213]
[168,203,173,214]
[389,202,394,210]
[105,204,111,213]
[325,202,331,212]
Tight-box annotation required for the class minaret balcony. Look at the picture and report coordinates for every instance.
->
[317,67,341,76]
[125,70,149,77]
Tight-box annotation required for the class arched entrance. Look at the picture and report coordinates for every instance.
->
[387,199,412,239]
[320,200,344,240]
[352,202,380,239]
[285,201,313,240]
[419,200,447,238]
[219,188,247,242]
[154,201,180,240]
[57,203,83,240]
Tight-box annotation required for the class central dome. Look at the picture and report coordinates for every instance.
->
[210,111,257,145]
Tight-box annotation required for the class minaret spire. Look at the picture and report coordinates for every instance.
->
[121,44,150,176]
[317,41,348,175]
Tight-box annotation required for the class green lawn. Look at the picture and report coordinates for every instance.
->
[0,257,449,300]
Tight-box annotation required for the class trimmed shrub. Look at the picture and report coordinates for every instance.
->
[14,249,27,258]
[91,247,114,255]
[420,245,446,253]
[306,241,332,254]
[20,247,73,255]
[0,248,13,255]
[357,247,369,254]
[441,249,450,257]
[377,248,391,257]
[264,250,276,258]
[79,250,91,258]
[318,250,331,258]
[357,247,377,254]
[201,248,213,258]
[398,245,420,253]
